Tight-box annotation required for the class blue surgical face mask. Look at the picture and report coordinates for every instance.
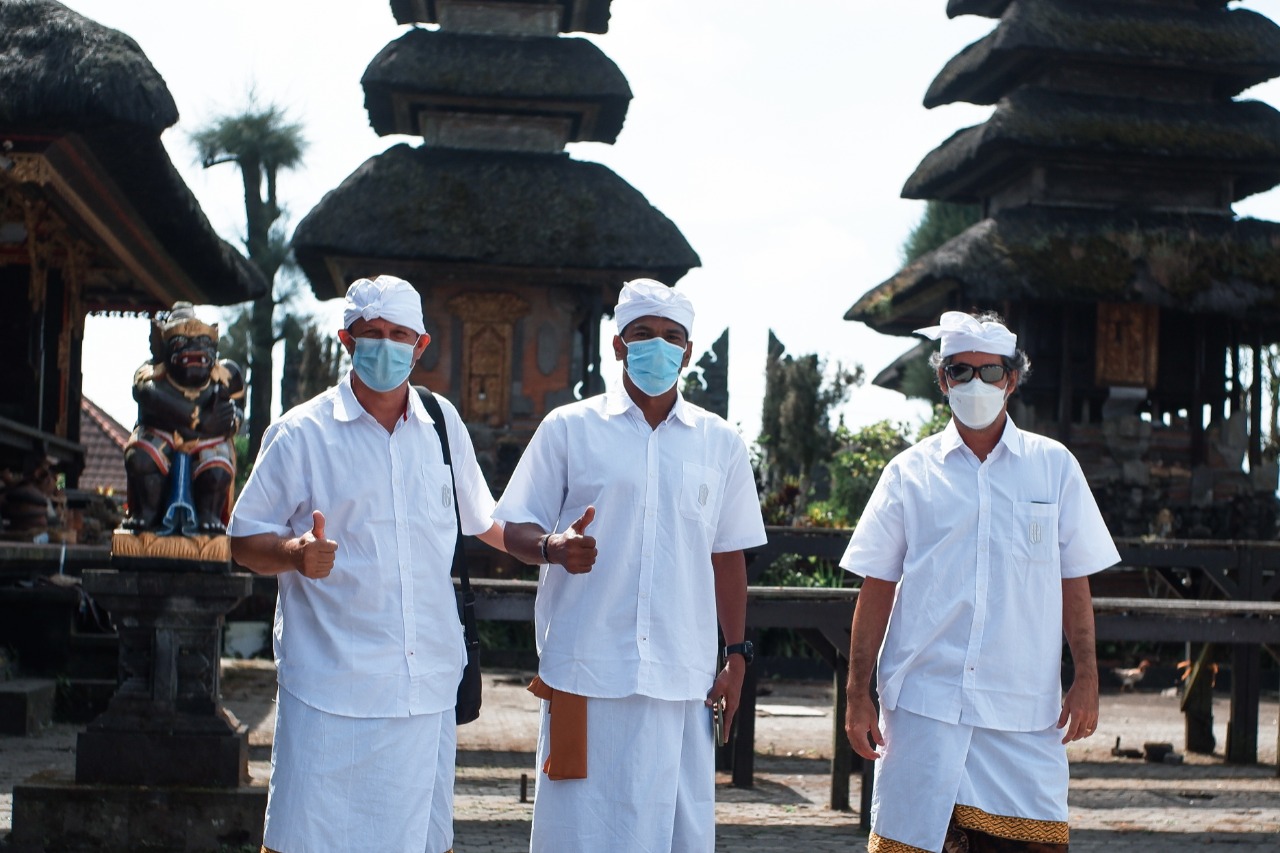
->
[623,337,686,397]
[351,336,418,393]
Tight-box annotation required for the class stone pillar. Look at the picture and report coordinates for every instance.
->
[74,568,255,787]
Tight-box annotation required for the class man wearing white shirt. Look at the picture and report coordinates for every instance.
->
[496,279,767,852]
[229,275,504,853]
[842,310,1119,853]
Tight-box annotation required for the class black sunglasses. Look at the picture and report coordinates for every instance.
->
[944,362,1008,384]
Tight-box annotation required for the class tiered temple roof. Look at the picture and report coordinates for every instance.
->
[0,0,266,310]
[293,0,696,305]
[848,0,1280,333]
[846,0,1280,537]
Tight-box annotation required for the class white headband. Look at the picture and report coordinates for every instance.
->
[914,311,1017,357]
[343,275,426,336]
[615,278,694,336]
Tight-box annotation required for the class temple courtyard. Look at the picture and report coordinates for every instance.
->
[1,662,1277,852]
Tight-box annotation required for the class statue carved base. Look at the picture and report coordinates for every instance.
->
[111,528,231,571]
[74,568,254,787]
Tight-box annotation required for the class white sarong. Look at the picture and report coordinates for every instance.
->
[530,694,714,853]
[869,706,1069,852]
[262,688,456,853]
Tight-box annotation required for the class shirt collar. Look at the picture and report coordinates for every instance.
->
[334,373,430,425]
[334,373,363,423]
[936,414,1024,460]
[604,388,697,427]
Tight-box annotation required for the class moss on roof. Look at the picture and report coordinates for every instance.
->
[929,2,1280,106]
[846,207,1280,336]
[905,88,1280,202]
[0,0,176,130]
[362,29,630,142]
[292,144,699,299]
[0,0,265,306]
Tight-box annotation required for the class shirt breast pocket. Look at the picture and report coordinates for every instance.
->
[422,462,457,529]
[679,462,720,528]
[1013,501,1058,565]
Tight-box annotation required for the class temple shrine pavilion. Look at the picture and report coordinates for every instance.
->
[847,0,1280,538]
[291,0,700,486]
[0,0,266,496]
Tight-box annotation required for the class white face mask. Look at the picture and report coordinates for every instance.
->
[947,378,1009,430]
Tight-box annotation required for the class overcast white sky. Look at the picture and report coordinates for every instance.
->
[70,0,1280,443]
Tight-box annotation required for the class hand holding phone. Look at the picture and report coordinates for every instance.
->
[712,698,726,745]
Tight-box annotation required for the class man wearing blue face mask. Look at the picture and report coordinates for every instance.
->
[228,275,504,853]
[495,279,767,852]
[841,310,1119,853]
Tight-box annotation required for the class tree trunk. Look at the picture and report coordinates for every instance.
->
[247,294,274,460]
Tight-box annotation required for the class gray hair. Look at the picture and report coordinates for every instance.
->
[928,311,1031,391]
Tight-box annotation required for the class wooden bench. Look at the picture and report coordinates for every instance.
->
[467,578,1280,829]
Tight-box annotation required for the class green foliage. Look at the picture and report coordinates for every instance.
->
[477,619,535,651]
[233,434,252,498]
[812,420,912,527]
[281,319,346,412]
[899,350,945,404]
[755,553,845,589]
[757,332,863,522]
[759,477,807,527]
[901,200,982,264]
[917,403,952,441]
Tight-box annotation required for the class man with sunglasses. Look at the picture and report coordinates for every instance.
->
[840,310,1118,853]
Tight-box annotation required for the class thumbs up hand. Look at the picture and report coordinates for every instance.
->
[296,509,338,579]
[548,506,597,575]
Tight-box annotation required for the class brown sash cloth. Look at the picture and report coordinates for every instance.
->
[527,676,588,780]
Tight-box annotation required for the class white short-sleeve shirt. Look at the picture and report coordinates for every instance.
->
[840,418,1119,731]
[494,391,767,701]
[228,375,496,718]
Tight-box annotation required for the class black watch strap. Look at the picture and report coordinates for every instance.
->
[724,641,754,666]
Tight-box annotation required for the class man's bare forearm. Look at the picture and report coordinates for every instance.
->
[847,577,897,694]
[1062,576,1097,681]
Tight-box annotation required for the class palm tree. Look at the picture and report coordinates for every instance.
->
[191,100,305,459]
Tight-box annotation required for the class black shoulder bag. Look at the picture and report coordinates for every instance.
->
[415,387,482,725]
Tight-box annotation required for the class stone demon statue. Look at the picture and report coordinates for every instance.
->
[122,303,244,536]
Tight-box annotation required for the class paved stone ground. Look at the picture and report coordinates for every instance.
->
[2,661,1277,851]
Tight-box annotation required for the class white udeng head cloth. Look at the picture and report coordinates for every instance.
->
[614,278,695,336]
[914,310,1016,357]
[342,275,426,336]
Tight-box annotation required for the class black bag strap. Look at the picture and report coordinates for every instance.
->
[414,386,470,595]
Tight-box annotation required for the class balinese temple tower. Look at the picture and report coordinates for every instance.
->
[846,0,1280,538]
[292,0,699,484]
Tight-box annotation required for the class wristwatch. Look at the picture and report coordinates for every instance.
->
[724,641,754,666]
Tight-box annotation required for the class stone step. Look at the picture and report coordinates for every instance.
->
[0,677,56,735]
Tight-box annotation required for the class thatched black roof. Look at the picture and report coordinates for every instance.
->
[0,0,266,307]
[292,144,699,299]
[947,0,1230,18]
[847,207,1280,336]
[905,87,1280,203]
[390,0,612,34]
[929,2,1280,107]
[363,29,630,142]
[0,0,176,129]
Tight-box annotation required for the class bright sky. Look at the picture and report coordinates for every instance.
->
[70,0,1280,444]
